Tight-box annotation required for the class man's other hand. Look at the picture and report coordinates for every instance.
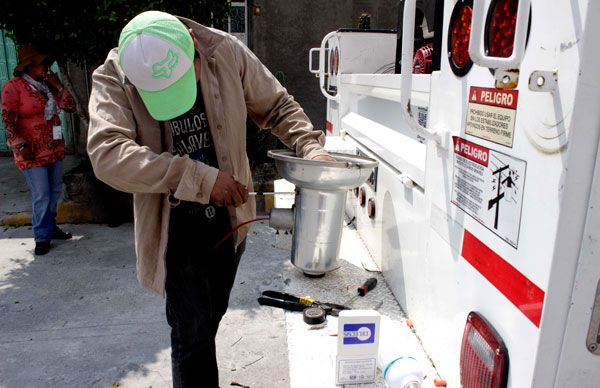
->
[210,171,249,207]
[311,154,335,162]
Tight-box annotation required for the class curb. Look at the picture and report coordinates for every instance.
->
[1,201,107,227]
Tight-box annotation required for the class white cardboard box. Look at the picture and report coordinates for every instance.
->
[336,310,381,385]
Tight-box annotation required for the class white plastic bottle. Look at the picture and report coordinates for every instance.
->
[377,316,424,388]
[380,355,423,388]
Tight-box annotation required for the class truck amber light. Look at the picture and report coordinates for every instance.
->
[460,312,509,388]
[486,0,518,58]
[448,0,473,76]
[367,198,376,219]
[359,187,366,207]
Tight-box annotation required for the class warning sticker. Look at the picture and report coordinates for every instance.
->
[336,358,376,384]
[451,137,526,248]
[466,86,519,148]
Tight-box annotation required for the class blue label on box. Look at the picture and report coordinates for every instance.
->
[343,323,376,344]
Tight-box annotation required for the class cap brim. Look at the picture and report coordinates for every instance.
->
[137,65,196,121]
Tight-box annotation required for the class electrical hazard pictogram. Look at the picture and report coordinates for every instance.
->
[488,154,522,230]
[451,137,526,248]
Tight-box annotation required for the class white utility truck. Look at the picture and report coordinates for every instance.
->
[309,0,600,386]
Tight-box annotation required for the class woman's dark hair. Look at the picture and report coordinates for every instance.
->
[42,56,55,67]
[13,56,54,77]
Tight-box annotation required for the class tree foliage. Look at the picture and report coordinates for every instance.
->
[0,0,231,67]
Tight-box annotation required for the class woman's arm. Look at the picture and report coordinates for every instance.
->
[45,72,76,113]
[1,80,33,160]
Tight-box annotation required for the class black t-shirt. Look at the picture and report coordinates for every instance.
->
[169,84,218,167]
[166,83,224,226]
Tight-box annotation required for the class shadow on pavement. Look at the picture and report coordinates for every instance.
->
[0,221,292,388]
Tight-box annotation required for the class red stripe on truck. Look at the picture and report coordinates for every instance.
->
[461,230,545,327]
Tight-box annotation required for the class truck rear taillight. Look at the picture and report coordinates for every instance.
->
[329,47,339,76]
[486,0,518,58]
[448,0,473,76]
[460,312,508,388]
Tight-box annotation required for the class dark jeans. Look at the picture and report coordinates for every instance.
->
[165,203,245,388]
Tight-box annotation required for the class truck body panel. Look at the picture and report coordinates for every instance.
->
[313,0,600,386]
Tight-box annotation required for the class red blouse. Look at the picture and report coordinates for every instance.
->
[1,76,76,170]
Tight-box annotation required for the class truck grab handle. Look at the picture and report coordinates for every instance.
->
[309,48,320,74]
[469,0,531,69]
[318,31,340,101]
[400,0,442,144]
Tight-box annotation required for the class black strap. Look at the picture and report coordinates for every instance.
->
[257,297,306,312]
[262,290,302,303]
[261,290,350,311]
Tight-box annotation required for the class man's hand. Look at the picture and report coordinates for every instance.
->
[210,171,249,207]
[311,154,335,162]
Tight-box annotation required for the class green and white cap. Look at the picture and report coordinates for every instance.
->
[118,11,196,121]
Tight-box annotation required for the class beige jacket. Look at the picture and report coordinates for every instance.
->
[87,17,327,295]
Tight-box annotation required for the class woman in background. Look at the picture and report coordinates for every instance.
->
[1,44,76,255]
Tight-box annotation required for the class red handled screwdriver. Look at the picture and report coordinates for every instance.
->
[344,277,378,307]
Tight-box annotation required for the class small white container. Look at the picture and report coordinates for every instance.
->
[380,355,423,388]
[378,316,424,388]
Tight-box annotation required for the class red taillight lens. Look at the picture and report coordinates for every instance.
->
[333,47,339,75]
[367,198,376,219]
[448,0,473,76]
[329,47,339,76]
[486,0,519,58]
[451,6,472,67]
[460,312,509,388]
[329,49,334,75]
[359,187,366,207]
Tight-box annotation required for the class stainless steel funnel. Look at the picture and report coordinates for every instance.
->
[268,150,378,275]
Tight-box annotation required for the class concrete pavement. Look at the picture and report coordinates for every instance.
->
[0,221,441,388]
[0,156,440,388]
[0,222,291,388]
